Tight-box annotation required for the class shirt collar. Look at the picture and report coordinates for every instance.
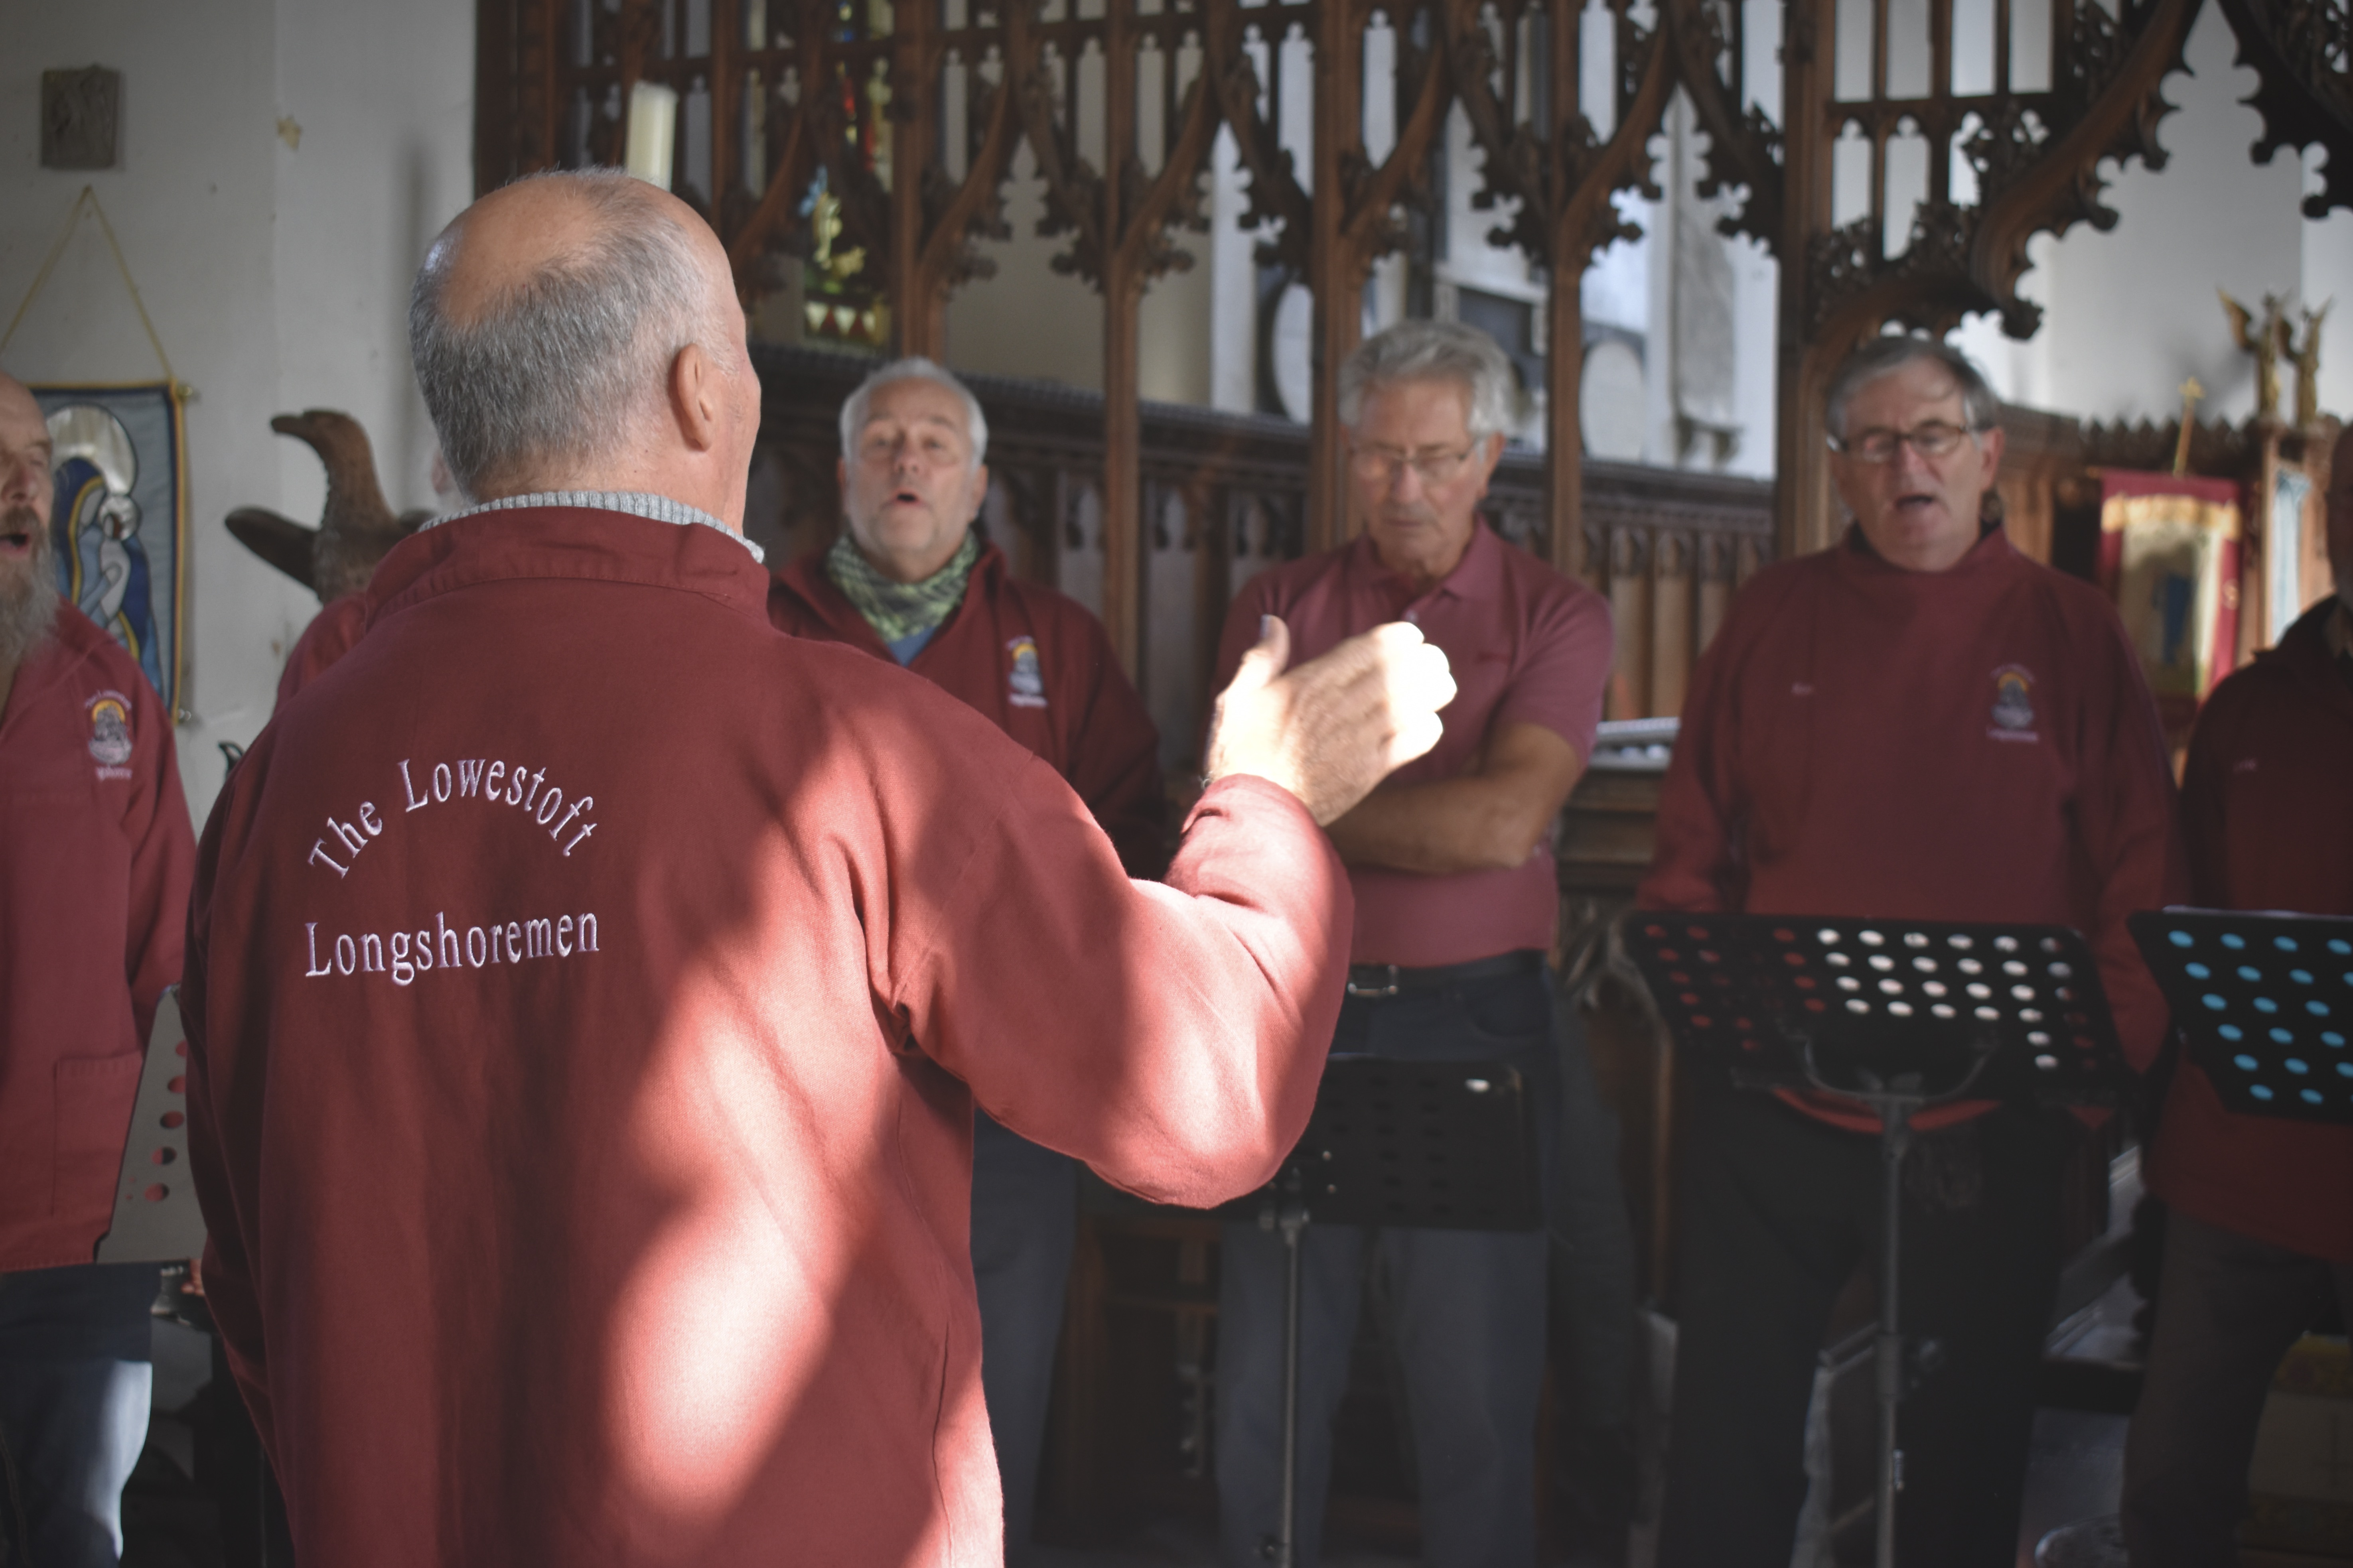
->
[430,489,764,565]
[1346,516,1503,608]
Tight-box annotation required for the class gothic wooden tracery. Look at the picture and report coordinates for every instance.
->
[476,0,2353,657]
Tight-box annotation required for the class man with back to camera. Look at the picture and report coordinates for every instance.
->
[178,167,1460,1568]
[2120,424,2353,1566]
[1641,335,2183,1567]
[1209,319,1629,1568]
[769,356,1163,1560]
[0,370,197,1567]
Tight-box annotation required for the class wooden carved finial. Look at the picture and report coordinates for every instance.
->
[2288,301,2331,430]
[2173,378,2203,476]
[2221,291,2287,424]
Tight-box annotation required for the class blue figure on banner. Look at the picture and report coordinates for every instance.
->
[47,403,163,695]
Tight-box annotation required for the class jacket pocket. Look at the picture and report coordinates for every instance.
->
[52,1053,144,1220]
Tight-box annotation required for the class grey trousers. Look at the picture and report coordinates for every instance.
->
[972,1107,1079,1565]
[1213,966,1633,1568]
[2122,1208,2353,1568]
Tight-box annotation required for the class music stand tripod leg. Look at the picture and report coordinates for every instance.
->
[1874,1099,1913,1568]
[1262,1184,1308,1568]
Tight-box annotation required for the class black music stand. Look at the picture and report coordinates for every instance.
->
[2129,908,2353,1123]
[1624,913,2131,1568]
[1229,1054,1542,1568]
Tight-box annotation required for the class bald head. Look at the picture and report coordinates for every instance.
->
[410,170,756,520]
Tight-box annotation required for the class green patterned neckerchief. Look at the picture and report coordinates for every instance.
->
[824,527,982,646]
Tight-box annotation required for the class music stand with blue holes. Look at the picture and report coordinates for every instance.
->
[1624,913,2132,1568]
[2128,909,2353,1122]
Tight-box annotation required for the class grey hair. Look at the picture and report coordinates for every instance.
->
[1338,320,1519,442]
[409,168,728,498]
[1824,335,2001,440]
[838,357,988,469]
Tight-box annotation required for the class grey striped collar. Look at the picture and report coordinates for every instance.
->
[430,489,764,565]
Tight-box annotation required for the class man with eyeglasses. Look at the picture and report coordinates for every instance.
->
[2122,422,2353,1567]
[1642,335,2181,1567]
[1209,319,1626,1567]
[768,356,1162,1563]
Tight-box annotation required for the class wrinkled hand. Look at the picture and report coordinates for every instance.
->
[1203,617,1456,825]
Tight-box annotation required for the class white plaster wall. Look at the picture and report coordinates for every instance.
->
[1972,2,2335,425]
[273,0,475,520]
[944,145,1109,391]
[0,0,474,826]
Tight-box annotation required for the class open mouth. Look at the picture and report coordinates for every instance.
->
[0,528,34,559]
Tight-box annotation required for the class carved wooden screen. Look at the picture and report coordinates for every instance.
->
[474,0,2353,639]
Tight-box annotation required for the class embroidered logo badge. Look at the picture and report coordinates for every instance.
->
[1989,665,2037,742]
[1007,636,1047,709]
[86,692,134,767]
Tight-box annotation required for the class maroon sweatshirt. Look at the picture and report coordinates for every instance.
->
[1640,526,2185,1131]
[182,506,1350,1567]
[274,591,369,710]
[0,603,195,1271]
[768,540,1165,876]
[2146,598,2353,1262]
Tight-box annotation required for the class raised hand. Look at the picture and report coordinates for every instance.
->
[1203,616,1456,825]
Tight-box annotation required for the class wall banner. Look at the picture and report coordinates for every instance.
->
[2097,469,2242,737]
[36,382,189,715]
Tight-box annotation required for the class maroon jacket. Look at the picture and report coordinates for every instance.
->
[274,592,369,711]
[769,540,1165,877]
[1640,526,2185,1131]
[0,603,195,1271]
[183,506,1349,1566]
[2146,598,2353,1262]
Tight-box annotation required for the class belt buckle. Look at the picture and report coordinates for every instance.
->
[1347,963,1400,999]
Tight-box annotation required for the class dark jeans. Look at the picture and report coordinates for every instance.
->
[1658,1095,2070,1568]
[0,1263,160,1568]
[971,1108,1078,1565]
[1214,965,1632,1568]
[2122,1209,2353,1568]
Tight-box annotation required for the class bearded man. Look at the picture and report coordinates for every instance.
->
[0,369,197,1568]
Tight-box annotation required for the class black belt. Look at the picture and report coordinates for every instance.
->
[1345,949,1545,999]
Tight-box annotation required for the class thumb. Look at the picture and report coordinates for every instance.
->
[1225,613,1292,697]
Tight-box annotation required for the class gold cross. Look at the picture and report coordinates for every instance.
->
[2173,378,2204,476]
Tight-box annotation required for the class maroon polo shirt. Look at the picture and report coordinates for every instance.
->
[1213,520,1613,967]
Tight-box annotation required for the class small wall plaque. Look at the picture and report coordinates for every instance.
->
[42,66,121,171]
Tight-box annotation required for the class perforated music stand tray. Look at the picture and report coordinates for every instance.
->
[1226,1054,1540,1568]
[1624,912,2128,1568]
[1231,1053,1543,1231]
[1623,913,2133,1109]
[95,985,208,1265]
[2129,908,2353,1125]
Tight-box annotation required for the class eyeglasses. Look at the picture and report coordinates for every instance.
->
[858,427,969,469]
[1349,442,1483,488]
[1826,421,1987,463]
